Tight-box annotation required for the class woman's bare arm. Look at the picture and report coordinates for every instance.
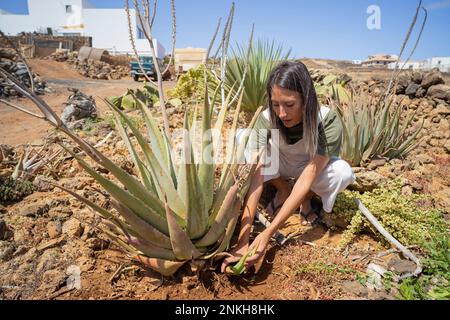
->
[244,154,330,268]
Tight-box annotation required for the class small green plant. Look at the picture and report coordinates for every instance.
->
[382,271,395,291]
[108,84,160,111]
[333,181,447,250]
[296,262,358,276]
[0,176,34,203]
[399,236,450,300]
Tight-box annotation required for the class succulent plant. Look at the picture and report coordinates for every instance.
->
[0,176,34,203]
[331,91,423,167]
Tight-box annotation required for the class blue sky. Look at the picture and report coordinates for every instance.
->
[0,0,449,60]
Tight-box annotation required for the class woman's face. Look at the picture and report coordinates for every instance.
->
[270,85,303,128]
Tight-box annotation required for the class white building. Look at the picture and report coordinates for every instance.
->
[388,57,450,73]
[362,54,398,67]
[423,57,450,72]
[0,0,165,58]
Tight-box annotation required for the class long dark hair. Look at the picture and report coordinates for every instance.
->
[266,61,320,158]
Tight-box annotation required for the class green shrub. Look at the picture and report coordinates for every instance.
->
[333,181,447,250]
[168,65,217,103]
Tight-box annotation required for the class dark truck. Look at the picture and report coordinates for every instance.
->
[130,56,163,81]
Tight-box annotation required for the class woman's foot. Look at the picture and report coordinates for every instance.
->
[300,197,322,226]
[265,190,289,217]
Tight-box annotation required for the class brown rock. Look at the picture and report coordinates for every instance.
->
[427,84,450,102]
[368,159,387,170]
[421,70,444,89]
[341,280,368,298]
[18,201,49,217]
[387,256,417,274]
[62,218,84,238]
[47,221,62,239]
[350,171,388,192]
[411,71,423,84]
[405,83,420,97]
[415,87,426,98]
[0,219,13,241]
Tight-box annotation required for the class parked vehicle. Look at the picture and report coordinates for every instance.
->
[130,56,164,81]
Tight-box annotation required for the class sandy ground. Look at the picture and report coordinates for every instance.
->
[0,59,175,146]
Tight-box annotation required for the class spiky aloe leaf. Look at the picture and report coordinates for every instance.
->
[104,99,187,222]
[204,198,242,259]
[112,110,156,193]
[63,147,169,235]
[111,200,172,249]
[134,255,186,277]
[132,93,172,175]
[197,83,215,212]
[165,202,202,260]
[177,111,207,239]
[196,184,239,247]
[127,235,176,260]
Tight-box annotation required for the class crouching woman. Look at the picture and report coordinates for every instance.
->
[222,61,355,272]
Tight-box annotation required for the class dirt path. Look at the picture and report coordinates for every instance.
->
[0,59,174,146]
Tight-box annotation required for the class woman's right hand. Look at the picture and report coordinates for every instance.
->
[220,244,249,273]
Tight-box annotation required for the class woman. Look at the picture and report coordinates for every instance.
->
[221,61,355,272]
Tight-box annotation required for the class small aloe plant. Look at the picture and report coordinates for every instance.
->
[331,90,423,167]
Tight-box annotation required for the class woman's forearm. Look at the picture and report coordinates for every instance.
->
[236,164,265,247]
[266,155,329,236]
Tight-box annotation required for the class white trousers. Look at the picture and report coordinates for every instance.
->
[262,157,356,213]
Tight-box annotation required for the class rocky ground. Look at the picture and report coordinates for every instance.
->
[0,60,448,300]
[47,50,131,81]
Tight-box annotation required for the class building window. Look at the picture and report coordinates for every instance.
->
[66,5,72,13]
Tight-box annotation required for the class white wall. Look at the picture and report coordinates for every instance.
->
[0,0,165,56]
[0,0,85,35]
[83,8,134,52]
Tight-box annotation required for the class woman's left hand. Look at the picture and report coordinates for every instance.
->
[244,231,271,270]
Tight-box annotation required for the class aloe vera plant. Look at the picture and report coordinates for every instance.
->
[0,65,264,276]
[219,40,291,112]
[331,90,423,167]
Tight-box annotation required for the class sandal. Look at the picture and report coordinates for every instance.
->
[300,198,323,226]
[266,198,283,217]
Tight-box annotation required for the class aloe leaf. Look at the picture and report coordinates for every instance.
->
[104,99,187,222]
[112,111,156,193]
[111,200,172,249]
[134,255,186,277]
[230,245,258,275]
[198,82,215,212]
[177,111,207,239]
[63,147,170,235]
[165,202,202,260]
[204,197,242,259]
[196,184,239,247]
